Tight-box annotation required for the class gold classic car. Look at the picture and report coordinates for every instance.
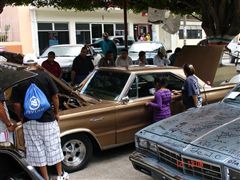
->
[3,63,234,172]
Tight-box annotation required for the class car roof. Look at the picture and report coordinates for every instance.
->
[97,65,182,73]
[132,41,164,45]
[47,44,85,48]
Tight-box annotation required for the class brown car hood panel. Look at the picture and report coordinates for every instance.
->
[60,100,115,116]
[141,103,240,167]
[175,45,224,84]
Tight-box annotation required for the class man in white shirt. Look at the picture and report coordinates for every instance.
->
[115,48,133,67]
[153,50,170,66]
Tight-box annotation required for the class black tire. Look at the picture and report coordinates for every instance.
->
[61,134,93,172]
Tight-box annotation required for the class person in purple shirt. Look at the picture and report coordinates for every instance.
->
[146,77,172,122]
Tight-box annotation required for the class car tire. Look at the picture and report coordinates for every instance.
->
[61,134,93,172]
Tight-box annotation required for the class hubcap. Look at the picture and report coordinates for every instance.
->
[62,139,86,167]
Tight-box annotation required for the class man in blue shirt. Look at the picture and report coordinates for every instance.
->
[90,32,117,60]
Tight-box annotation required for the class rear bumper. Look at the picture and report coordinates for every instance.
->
[129,151,200,180]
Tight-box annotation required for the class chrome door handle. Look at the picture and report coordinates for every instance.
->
[90,117,104,122]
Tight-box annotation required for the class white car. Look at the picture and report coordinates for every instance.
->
[38,44,102,80]
[128,41,166,64]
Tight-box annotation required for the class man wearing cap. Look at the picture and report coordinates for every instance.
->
[11,54,69,180]
[89,32,117,61]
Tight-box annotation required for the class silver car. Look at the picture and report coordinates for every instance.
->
[130,84,240,180]
[128,41,166,64]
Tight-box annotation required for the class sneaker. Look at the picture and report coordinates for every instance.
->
[57,171,69,180]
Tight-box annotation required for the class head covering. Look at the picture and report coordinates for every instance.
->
[103,32,109,37]
[23,54,38,65]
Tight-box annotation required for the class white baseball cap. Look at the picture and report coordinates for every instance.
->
[23,54,38,65]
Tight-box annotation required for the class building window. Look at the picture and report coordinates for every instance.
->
[38,23,52,31]
[104,24,114,36]
[37,22,69,55]
[76,23,90,44]
[0,16,20,42]
[115,24,124,36]
[75,23,127,44]
[178,26,202,39]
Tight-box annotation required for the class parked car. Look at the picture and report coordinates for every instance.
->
[1,62,234,173]
[0,142,44,180]
[38,44,102,81]
[0,64,43,180]
[93,36,135,55]
[129,84,240,180]
[221,74,240,85]
[128,41,167,64]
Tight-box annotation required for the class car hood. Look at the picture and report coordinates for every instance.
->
[138,103,240,169]
[0,62,37,93]
[174,45,224,84]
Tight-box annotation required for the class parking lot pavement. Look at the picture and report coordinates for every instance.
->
[70,144,152,180]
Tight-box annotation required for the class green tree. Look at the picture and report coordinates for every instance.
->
[2,0,240,44]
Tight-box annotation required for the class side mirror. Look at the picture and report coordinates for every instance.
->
[121,96,129,104]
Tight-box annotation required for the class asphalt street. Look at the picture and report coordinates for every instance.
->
[70,144,152,180]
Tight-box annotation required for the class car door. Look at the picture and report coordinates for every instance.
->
[115,72,185,144]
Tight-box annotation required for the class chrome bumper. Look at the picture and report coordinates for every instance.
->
[129,151,200,180]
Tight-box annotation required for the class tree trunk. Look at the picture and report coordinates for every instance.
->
[201,0,240,45]
[0,0,6,14]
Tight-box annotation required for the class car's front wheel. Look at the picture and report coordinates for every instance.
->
[61,134,93,172]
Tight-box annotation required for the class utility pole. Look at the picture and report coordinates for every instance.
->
[183,15,187,45]
[123,0,128,49]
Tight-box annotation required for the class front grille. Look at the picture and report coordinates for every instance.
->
[158,145,222,180]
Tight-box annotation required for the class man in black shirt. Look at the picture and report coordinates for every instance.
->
[71,46,94,85]
[11,54,69,180]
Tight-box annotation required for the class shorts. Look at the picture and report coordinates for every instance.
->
[23,120,64,167]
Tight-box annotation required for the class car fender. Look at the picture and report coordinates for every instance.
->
[60,128,102,149]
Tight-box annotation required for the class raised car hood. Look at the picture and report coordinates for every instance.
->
[139,103,240,168]
[175,45,224,84]
[0,62,37,93]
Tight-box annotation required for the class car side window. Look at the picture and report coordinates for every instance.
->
[162,73,184,90]
[127,73,184,99]
[128,74,155,99]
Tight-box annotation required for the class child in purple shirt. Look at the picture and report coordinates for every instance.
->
[146,77,172,122]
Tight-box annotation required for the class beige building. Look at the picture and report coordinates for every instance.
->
[0,6,205,56]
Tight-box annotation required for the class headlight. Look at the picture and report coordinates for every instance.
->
[226,168,240,180]
[149,141,158,153]
[138,138,148,149]
[137,137,158,153]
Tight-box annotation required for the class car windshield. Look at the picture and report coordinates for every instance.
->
[223,85,240,106]
[81,71,130,101]
[41,46,82,57]
[129,43,163,53]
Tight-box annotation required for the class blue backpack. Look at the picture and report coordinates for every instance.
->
[24,83,50,120]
